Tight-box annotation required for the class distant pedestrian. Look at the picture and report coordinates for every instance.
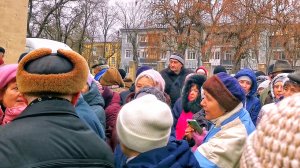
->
[235,68,261,126]
[160,53,193,107]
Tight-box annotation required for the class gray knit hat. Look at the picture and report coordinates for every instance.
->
[169,53,184,65]
[240,93,300,168]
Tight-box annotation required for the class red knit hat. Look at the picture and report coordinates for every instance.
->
[195,66,208,76]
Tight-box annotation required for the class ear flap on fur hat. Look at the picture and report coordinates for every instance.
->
[17,48,89,95]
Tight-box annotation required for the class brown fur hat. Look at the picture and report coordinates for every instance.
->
[100,67,125,87]
[17,48,88,95]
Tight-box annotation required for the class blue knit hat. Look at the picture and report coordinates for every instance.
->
[203,72,245,112]
[136,65,152,78]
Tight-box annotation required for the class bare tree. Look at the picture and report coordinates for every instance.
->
[98,5,118,59]
[27,0,73,38]
[116,0,150,62]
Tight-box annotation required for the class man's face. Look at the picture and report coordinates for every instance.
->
[169,59,182,74]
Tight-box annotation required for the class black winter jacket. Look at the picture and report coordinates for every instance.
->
[160,67,193,108]
[0,99,114,168]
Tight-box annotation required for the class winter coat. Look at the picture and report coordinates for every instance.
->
[114,140,200,168]
[235,68,261,125]
[82,81,106,129]
[194,103,255,168]
[172,74,207,139]
[0,99,114,167]
[120,83,135,105]
[102,86,121,151]
[176,110,193,139]
[160,67,193,108]
[75,95,106,139]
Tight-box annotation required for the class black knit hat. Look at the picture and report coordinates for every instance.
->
[213,65,227,74]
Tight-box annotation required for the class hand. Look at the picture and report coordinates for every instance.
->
[184,125,195,140]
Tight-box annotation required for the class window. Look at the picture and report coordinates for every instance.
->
[279,51,285,60]
[92,47,97,56]
[224,51,232,60]
[139,34,147,42]
[213,51,220,59]
[111,57,115,65]
[125,50,131,58]
[187,52,196,60]
[126,35,131,43]
[161,52,166,60]
[140,51,147,58]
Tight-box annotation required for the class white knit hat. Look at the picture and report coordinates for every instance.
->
[116,94,173,153]
[240,93,300,168]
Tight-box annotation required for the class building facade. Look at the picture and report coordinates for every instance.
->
[120,27,300,74]
[83,42,121,68]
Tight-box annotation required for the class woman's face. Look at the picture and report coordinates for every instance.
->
[273,81,284,99]
[200,90,225,121]
[1,80,26,108]
[188,85,199,102]
[135,76,155,93]
[238,80,251,94]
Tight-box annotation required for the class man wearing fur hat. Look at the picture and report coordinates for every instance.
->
[160,53,193,108]
[188,72,255,167]
[0,48,114,167]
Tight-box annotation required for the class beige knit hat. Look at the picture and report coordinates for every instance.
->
[116,94,173,153]
[240,93,300,168]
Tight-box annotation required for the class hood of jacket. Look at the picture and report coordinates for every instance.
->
[83,81,105,107]
[182,74,206,113]
[235,68,257,97]
[125,140,199,168]
[270,73,289,101]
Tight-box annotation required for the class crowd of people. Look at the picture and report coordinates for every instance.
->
[0,46,299,167]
